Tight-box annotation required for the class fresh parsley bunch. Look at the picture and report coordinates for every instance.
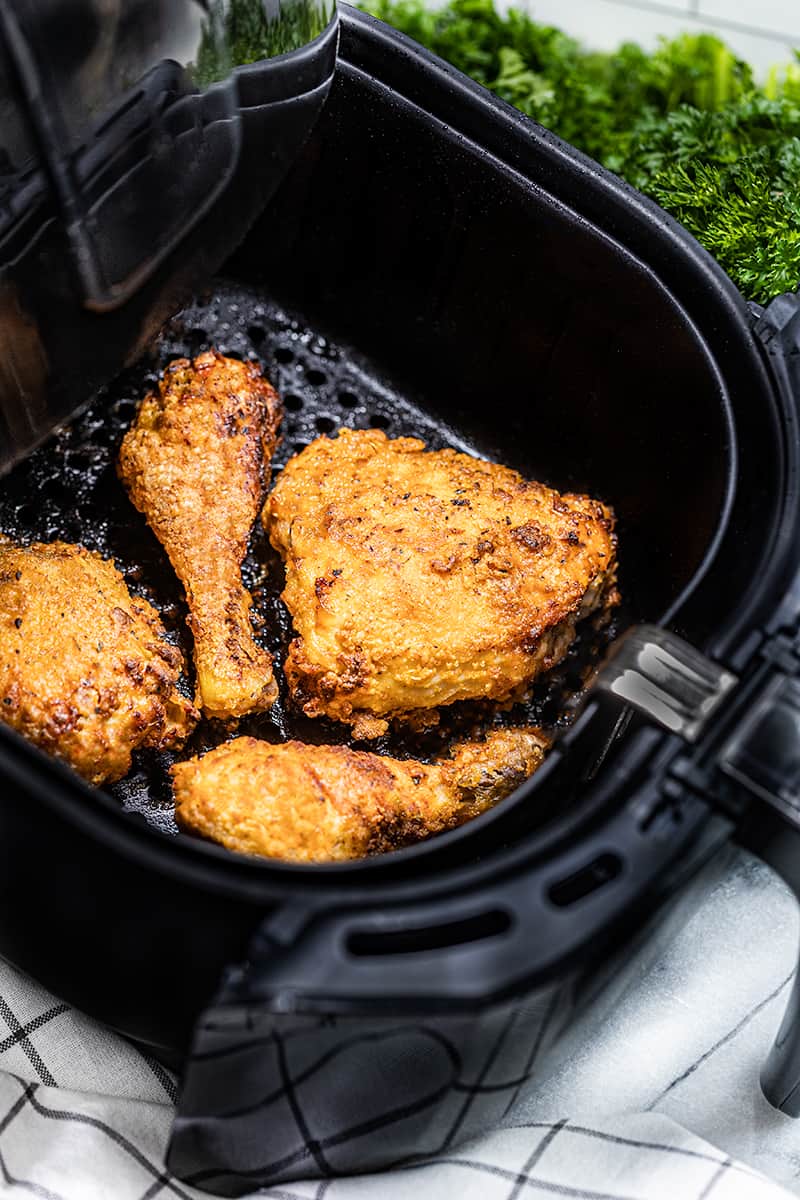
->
[364,0,800,302]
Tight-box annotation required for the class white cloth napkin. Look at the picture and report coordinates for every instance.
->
[1,845,799,1200]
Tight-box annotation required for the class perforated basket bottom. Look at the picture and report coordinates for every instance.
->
[0,281,617,836]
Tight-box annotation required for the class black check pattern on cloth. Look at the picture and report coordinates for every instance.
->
[169,981,574,1187]
[0,996,67,1087]
[0,949,794,1200]
[0,1063,788,1200]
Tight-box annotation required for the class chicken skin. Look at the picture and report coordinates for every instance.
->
[264,429,617,738]
[118,351,282,721]
[172,727,548,862]
[0,540,197,785]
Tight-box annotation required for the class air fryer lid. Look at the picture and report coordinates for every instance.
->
[0,0,337,473]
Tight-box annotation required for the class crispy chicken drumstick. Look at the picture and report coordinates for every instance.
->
[172,727,548,862]
[119,351,282,721]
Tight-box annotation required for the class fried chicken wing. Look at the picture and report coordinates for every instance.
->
[118,350,282,721]
[264,428,617,737]
[172,727,548,862]
[0,539,197,785]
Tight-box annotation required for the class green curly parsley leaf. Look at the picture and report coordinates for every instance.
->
[362,0,800,302]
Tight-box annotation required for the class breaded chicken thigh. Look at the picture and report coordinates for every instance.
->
[0,539,197,785]
[172,727,548,862]
[118,351,282,721]
[265,429,617,737]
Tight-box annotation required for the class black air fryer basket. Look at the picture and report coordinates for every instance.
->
[4,7,800,1194]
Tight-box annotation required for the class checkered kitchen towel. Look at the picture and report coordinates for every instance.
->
[1,845,800,1200]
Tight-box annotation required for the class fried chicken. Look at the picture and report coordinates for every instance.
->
[264,428,617,737]
[118,351,282,721]
[0,539,197,785]
[172,727,548,862]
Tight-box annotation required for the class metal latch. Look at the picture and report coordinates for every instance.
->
[594,624,800,830]
[592,624,738,743]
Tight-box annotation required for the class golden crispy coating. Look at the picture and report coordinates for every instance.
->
[265,429,617,737]
[172,727,548,862]
[0,540,197,785]
[118,351,282,721]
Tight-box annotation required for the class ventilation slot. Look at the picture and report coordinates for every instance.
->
[346,909,512,957]
[548,853,622,907]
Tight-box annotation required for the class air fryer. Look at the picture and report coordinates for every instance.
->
[1,7,800,1197]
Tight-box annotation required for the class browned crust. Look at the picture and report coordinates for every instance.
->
[172,727,548,862]
[0,540,198,785]
[118,351,282,720]
[265,428,618,736]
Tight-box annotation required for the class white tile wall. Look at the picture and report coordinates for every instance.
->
[514,0,800,74]
[700,0,800,40]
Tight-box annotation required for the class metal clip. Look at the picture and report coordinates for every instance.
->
[593,624,738,743]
